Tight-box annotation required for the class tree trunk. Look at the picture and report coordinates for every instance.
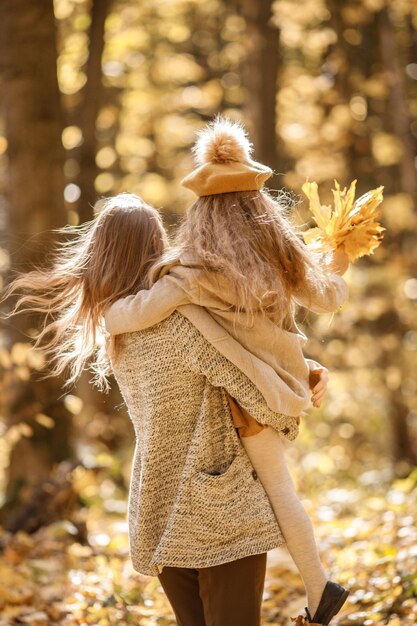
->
[237,0,287,189]
[378,7,416,196]
[0,2,66,249]
[0,0,74,524]
[325,1,417,473]
[389,395,417,475]
[377,7,417,470]
[76,0,111,224]
[72,0,119,423]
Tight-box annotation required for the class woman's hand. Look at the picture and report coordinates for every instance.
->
[327,245,350,276]
[309,367,328,408]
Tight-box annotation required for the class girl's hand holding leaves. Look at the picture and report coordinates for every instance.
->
[302,179,384,262]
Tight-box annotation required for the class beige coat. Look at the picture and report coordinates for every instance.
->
[111,311,297,575]
[105,256,348,418]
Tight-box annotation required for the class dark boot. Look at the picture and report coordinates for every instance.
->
[291,581,350,625]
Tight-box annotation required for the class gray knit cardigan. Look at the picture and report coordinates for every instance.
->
[110,311,299,576]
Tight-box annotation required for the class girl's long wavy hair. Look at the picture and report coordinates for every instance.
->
[2,193,169,391]
[153,189,332,327]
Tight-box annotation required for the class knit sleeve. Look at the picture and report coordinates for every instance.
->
[293,271,348,314]
[168,312,299,441]
[104,274,192,336]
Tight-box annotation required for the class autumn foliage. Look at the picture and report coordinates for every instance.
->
[302,180,385,261]
[0,0,416,624]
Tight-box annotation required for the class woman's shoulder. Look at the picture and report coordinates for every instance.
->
[164,308,201,338]
[111,312,198,382]
[118,309,199,347]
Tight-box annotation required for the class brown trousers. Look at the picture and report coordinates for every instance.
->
[157,552,267,626]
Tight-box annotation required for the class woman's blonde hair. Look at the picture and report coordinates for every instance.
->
[165,188,331,326]
[2,193,169,391]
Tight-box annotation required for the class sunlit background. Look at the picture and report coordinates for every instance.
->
[0,0,416,624]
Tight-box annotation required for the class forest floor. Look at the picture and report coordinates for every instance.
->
[0,472,416,626]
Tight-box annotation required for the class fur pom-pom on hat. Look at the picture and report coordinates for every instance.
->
[182,116,273,197]
[193,116,253,165]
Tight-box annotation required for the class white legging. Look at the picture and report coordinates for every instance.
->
[241,426,327,617]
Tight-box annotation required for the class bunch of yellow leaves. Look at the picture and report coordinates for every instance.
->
[301,179,385,262]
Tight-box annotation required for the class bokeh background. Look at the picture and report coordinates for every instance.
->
[0,1,416,625]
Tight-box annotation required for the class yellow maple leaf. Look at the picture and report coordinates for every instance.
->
[301,179,385,262]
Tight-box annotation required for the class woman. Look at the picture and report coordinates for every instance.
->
[3,193,313,626]
[104,119,350,625]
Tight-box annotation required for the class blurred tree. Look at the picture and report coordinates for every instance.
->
[378,6,415,196]
[377,2,417,468]
[0,0,415,516]
[76,0,112,223]
[237,0,287,188]
[273,0,417,476]
[336,2,417,470]
[70,0,122,423]
[0,0,75,527]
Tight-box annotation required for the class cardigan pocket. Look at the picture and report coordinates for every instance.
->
[189,454,261,545]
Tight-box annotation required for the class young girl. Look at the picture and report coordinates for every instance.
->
[103,118,350,625]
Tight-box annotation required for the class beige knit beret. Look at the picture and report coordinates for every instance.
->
[181,117,273,197]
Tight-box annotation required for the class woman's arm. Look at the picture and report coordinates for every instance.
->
[169,312,300,440]
[104,274,191,335]
[228,361,328,437]
[227,395,269,437]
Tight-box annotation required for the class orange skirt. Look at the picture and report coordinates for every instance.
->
[227,395,300,438]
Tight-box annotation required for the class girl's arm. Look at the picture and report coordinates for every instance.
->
[294,248,350,313]
[104,274,192,335]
